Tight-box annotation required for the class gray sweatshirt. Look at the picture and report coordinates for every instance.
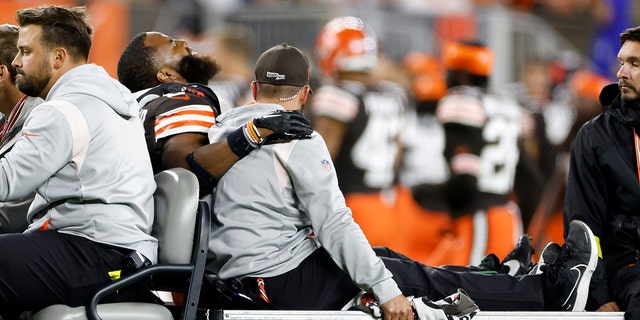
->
[0,96,41,233]
[0,64,157,263]
[207,103,401,304]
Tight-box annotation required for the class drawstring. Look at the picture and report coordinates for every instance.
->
[257,278,269,303]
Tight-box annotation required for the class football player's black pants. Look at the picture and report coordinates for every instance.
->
[240,246,553,311]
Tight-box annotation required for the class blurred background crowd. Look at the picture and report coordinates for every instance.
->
[0,0,638,266]
[1,0,635,92]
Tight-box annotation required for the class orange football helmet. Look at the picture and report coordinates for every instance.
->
[315,16,378,76]
[403,51,447,101]
[569,69,612,102]
[442,41,494,76]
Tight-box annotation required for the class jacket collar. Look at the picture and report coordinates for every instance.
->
[601,83,640,127]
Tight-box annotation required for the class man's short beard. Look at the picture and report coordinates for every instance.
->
[177,54,221,85]
[15,61,52,98]
[622,95,640,105]
[620,83,640,103]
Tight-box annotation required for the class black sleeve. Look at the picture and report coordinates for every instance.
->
[441,122,485,216]
[513,146,545,230]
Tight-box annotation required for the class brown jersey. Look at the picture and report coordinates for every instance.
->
[137,83,220,173]
[312,80,407,194]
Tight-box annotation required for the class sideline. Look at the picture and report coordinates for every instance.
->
[209,310,625,320]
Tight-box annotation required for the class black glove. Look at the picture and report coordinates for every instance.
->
[253,110,313,144]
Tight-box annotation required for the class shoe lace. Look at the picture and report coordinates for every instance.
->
[545,244,573,276]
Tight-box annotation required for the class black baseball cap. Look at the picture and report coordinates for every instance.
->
[255,43,311,88]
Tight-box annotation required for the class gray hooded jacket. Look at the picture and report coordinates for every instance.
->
[0,64,157,263]
[207,103,401,304]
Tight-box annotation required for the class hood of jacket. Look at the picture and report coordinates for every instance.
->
[600,82,640,127]
[46,64,138,118]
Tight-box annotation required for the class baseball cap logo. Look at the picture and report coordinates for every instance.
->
[266,71,286,81]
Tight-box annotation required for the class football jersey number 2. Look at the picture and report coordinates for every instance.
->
[478,112,520,195]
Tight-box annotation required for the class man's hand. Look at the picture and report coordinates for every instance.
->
[253,110,313,144]
[380,294,414,320]
[596,301,621,312]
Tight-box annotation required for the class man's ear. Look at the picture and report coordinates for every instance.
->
[298,85,311,105]
[156,67,185,84]
[251,81,258,100]
[156,68,173,83]
[52,47,66,69]
[0,65,7,81]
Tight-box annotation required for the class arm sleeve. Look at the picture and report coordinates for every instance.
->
[285,134,402,304]
[563,124,608,238]
[0,106,73,200]
[437,94,486,214]
[437,94,486,167]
